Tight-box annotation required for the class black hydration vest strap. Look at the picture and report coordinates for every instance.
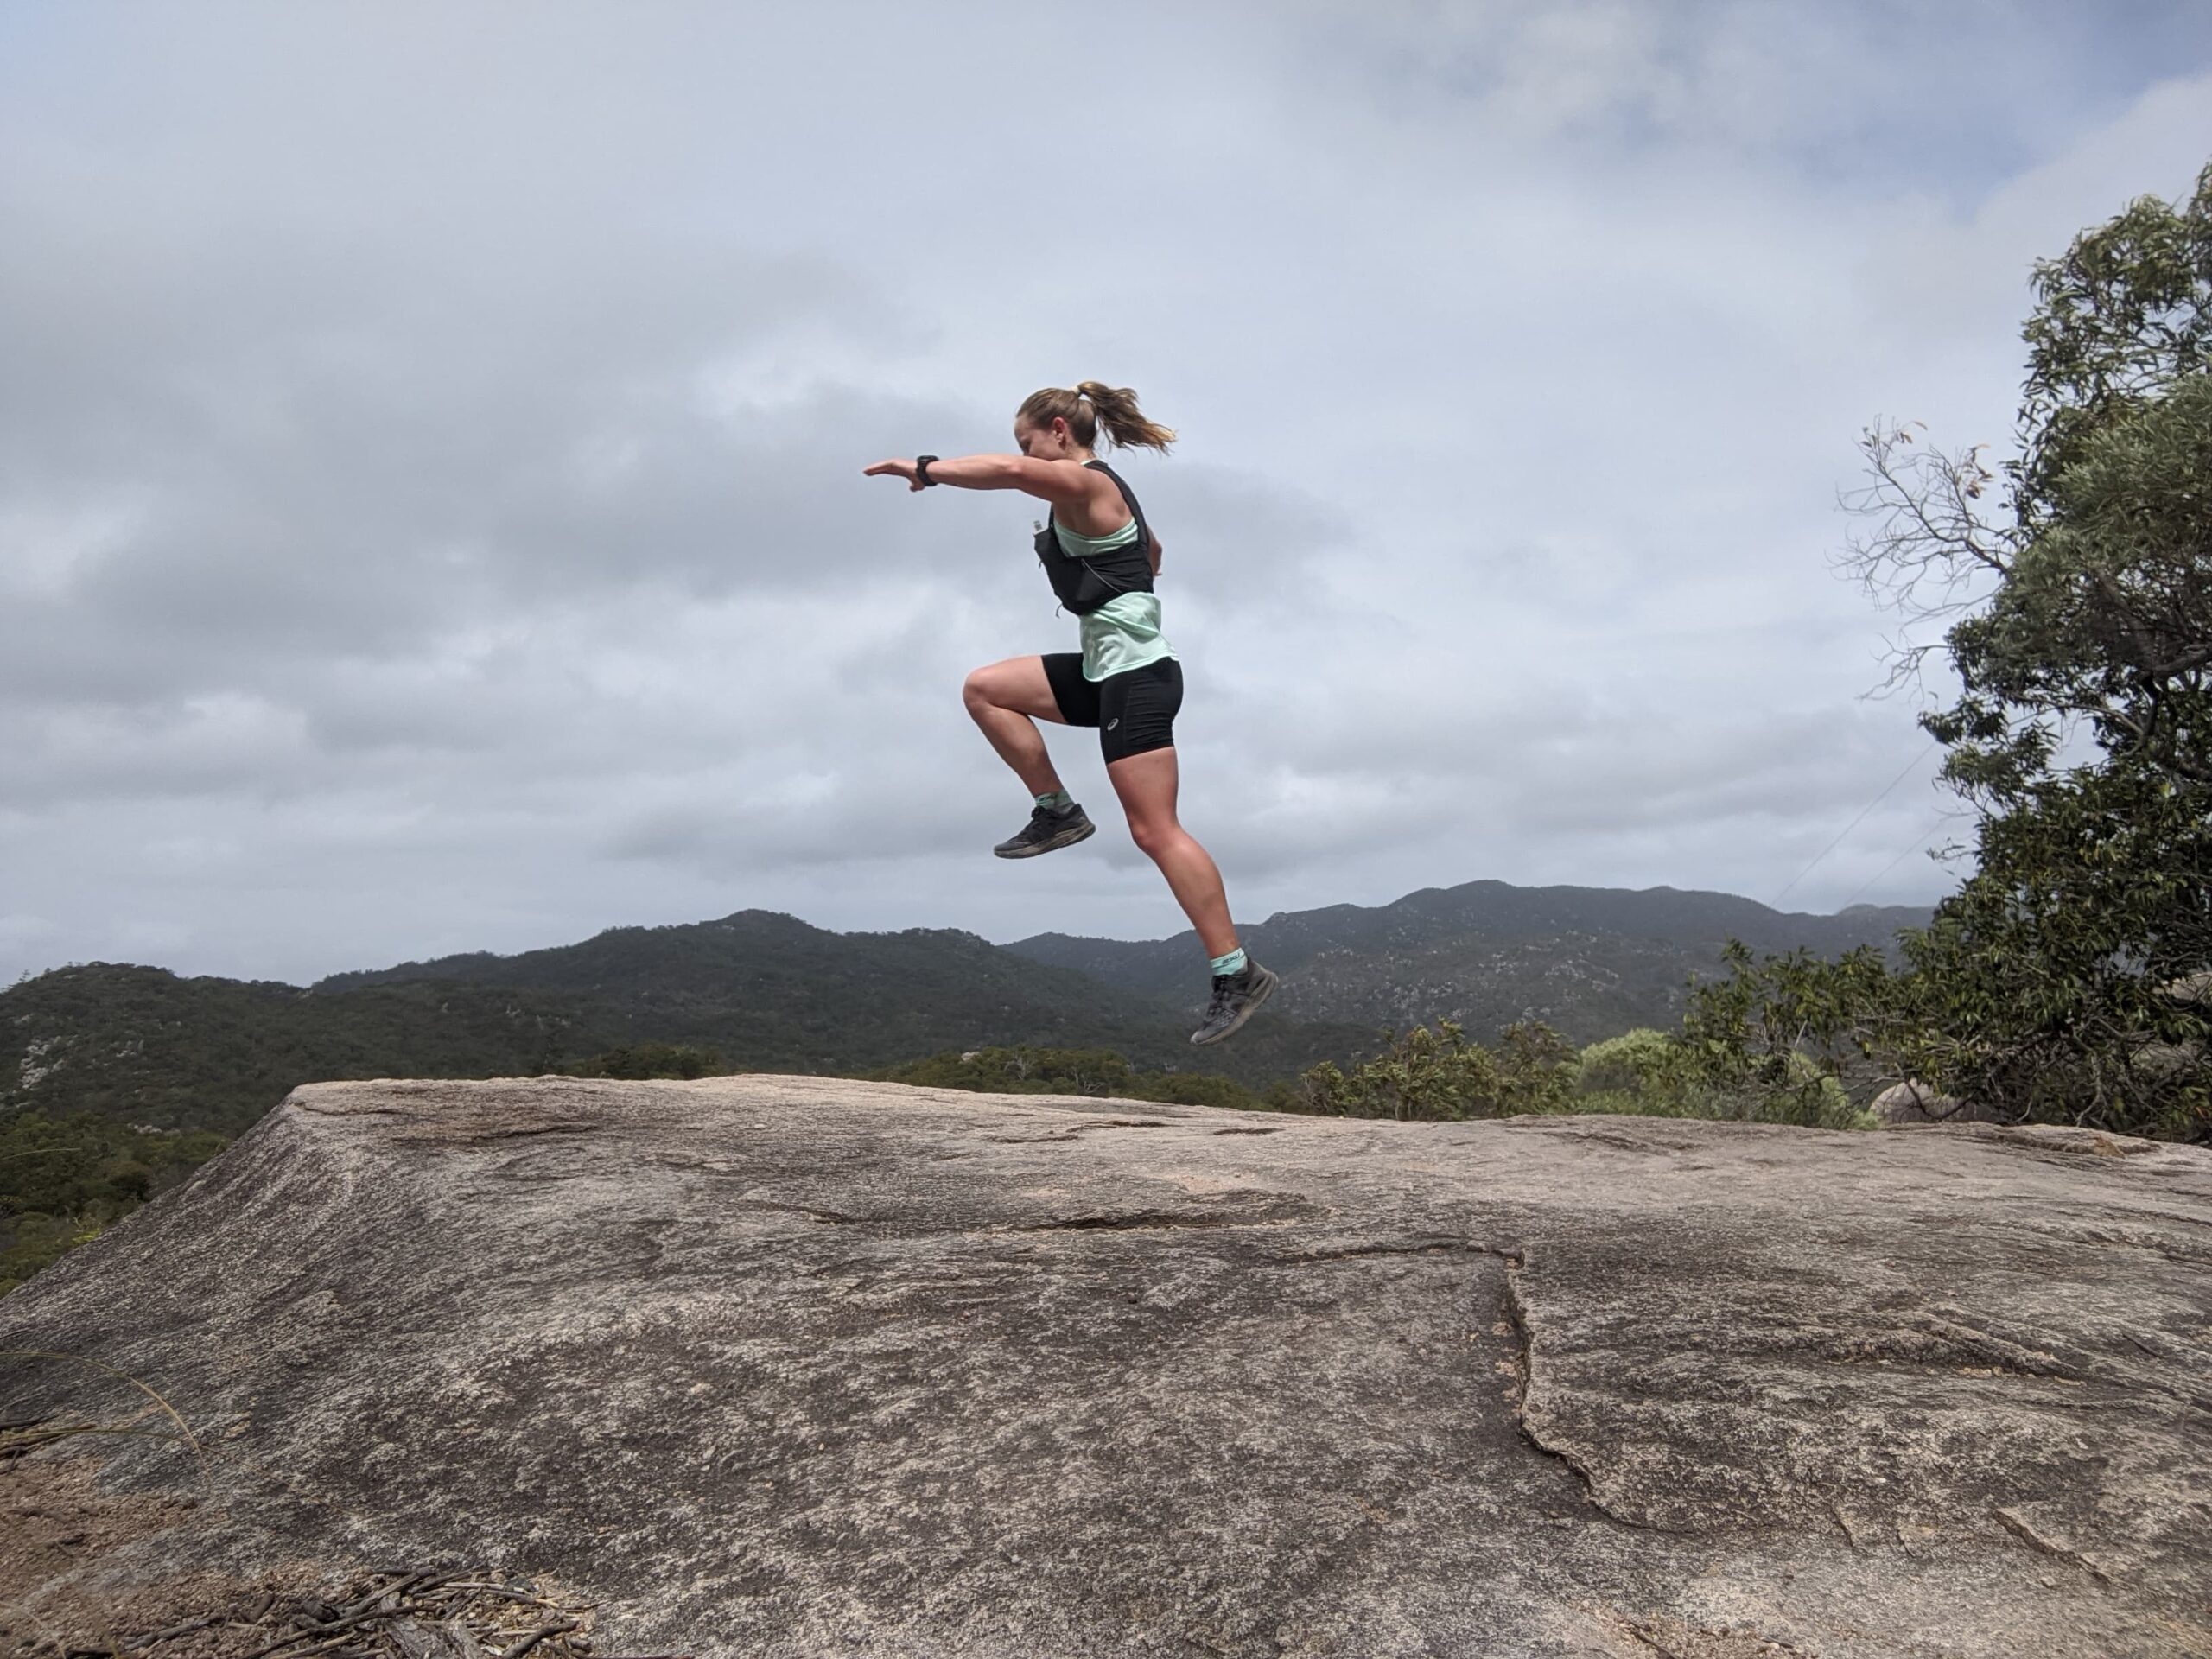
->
[1035,460,1157,618]
[1084,459,1153,550]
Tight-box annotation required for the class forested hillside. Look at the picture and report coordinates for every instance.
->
[314,910,1370,1084]
[1009,880,1928,1041]
[1,965,619,1135]
[1,913,1372,1139]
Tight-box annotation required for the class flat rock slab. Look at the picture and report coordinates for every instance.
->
[3,1077,2210,1656]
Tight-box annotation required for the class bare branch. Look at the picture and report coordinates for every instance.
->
[1834,421,2020,700]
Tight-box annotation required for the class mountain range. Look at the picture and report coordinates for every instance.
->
[2,879,1928,1138]
[1008,880,1925,1040]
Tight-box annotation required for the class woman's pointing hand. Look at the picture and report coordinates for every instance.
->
[862,459,925,491]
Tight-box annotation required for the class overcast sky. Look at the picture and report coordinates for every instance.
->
[4,2,2210,986]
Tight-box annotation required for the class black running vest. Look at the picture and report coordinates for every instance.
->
[1034,460,1155,616]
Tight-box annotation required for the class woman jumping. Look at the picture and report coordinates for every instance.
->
[864,382,1277,1046]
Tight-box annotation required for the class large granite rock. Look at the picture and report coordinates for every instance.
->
[3,1077,2209,1656]
[1870,1079,2002,1126]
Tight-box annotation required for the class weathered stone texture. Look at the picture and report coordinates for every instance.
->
[3,1077,2209,1656]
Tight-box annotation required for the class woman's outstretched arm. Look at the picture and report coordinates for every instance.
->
[863,454,1096,506]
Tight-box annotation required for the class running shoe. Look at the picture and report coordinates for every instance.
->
[1191,959,1279,1046]
[994,801,1096,859]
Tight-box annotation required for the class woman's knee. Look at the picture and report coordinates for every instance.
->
[966,658,1051,717]
[1126,815,1179,859]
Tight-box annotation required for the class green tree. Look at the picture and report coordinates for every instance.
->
[1671,945,1891,1129]
[1838,162,2212,1138]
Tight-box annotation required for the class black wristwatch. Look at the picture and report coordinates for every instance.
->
[915,454,939,487]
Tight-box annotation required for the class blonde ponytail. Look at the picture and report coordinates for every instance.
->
[1016,382,1177,454]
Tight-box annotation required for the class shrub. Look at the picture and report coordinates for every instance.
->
[562,1043,729,1080]
[1294,1020,1578,1122]
[1573,1028,1677,1096]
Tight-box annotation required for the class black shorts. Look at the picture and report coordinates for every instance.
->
[1042,653,1182,765]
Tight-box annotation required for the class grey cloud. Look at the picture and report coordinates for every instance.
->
[1274,1,2212,190]
[3,3,2208,984]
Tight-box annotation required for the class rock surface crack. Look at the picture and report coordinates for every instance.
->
[1993,1505,2114,1584]
[1503,1255,1668,1533]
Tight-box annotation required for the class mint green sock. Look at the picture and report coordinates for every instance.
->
[1034,790,1074,811]
[1210,947,1248,977]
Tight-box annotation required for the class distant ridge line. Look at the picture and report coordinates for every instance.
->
[998,874,1929,1039]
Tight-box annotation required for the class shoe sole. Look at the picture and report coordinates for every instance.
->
[1190,964,1279,1046]
[994,818,1096,859]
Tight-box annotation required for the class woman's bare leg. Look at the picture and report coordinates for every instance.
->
[963,656,1069,797]
[1106,746,1238,959]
